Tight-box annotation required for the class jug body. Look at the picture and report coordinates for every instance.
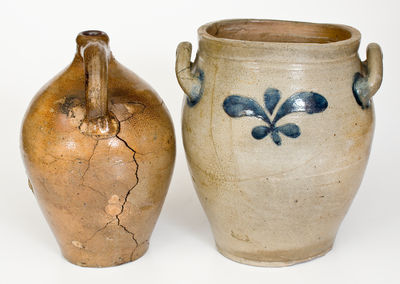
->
[21,31,176,267]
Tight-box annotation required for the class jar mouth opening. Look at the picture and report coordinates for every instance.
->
[201,19,360,46]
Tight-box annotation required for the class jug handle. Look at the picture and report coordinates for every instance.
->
[353,43,383,108]
[78,31,119,138]
[175,42,204,106]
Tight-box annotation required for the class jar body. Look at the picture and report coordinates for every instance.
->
[21,52,175,267]
[181,21,376,266]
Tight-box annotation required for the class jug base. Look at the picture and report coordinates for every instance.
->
[62,241,149,268]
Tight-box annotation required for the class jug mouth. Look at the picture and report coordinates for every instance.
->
[198,19,361,62]
[76,30,110,49]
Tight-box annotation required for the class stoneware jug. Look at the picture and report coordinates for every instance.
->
[21,31,175,267]
[175,19,382,266]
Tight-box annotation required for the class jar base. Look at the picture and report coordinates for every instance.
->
[216,244,333,267]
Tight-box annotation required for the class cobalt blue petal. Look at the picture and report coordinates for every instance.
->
[264,88,281,115]
[273,92,328,124]
[271,130,282,146]
[277,123,301,138]
[223,95,270,124]
[251,126,271,139]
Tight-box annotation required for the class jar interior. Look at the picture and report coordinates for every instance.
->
[206,20,352,44]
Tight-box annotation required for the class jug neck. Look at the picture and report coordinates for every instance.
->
[76,30,110,58]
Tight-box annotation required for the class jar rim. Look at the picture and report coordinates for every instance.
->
[197,19,361,62]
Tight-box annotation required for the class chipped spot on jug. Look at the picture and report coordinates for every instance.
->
[72,240,84,249]
[106,195,122,216]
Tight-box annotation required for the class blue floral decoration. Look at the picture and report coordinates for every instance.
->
[223,88,328,146]
[187,69,205,107]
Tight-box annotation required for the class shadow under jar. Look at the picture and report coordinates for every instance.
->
[175,19,382,266]
[21,31,176,267]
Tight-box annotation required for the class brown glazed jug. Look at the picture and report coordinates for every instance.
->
[21,31,175,267]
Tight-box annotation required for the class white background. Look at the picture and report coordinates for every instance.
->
[0,0,399,283]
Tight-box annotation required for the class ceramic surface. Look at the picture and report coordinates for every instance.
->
[21,31,176,267]
[176,19,383,266]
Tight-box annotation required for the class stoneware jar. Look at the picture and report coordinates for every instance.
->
[176,19,382,266]
[21,31,175,267]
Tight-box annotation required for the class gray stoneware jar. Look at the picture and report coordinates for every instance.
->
[175,19,383,266]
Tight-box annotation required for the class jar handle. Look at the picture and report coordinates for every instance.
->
[353,43,383,108]
[175,42,204,106]
[78,31,119,138]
